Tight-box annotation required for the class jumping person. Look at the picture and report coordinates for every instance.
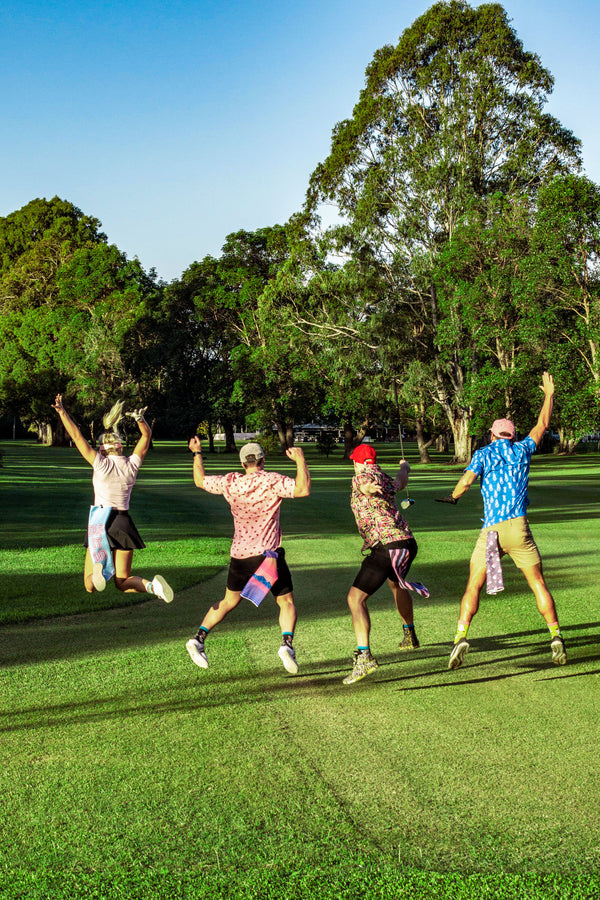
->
[437,371,566,670]
[185,439,311,674]
[52,394,173,602]
[343,443,429,685]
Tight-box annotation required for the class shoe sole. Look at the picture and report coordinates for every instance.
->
[551,640,567,666]
[186,640,208,669]
[92,562,106,592]
[278,646,299,675]
[448,641,469,670]
[154,576,174,603]
[398,642,419,651]
[342,663,379,685]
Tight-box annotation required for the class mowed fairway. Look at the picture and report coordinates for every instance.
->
[1,441,600,899]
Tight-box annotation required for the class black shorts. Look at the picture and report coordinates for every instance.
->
[84,509,146,551]
[352,538,418,596]
[227,547,293,597]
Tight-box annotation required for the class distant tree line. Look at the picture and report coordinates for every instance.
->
[1,1,599,462]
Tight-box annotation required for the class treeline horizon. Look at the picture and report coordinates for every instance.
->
[1,1,599,463]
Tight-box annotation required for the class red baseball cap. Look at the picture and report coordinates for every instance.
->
[490,418,516,440]
[350,443,377,464]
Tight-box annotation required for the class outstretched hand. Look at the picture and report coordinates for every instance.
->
[286,446,305,462]
[188,435,202,453]
[435,495,458,505]
[540,371,554,397]
[126,406,148,422]
[52,394,64,413]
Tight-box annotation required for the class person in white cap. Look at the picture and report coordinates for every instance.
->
[185,437,310,675]
[52,394,173,602]
[436,372,566,670]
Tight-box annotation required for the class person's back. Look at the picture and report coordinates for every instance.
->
[469,435,536,527]
[203,468,295,557]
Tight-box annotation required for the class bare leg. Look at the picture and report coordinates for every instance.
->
[347,586,371,647]
[198,589,243,631]
[456,564,487,628]
[520,563,560,625]
[114,549,150,593]
[275,591,297,635]
[83,548,96,593]
[390,580,414,625]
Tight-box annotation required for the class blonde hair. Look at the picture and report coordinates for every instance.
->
[99,400,125,454]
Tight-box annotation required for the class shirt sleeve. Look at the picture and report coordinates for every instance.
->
[271,473,296,498]
[466,449,483,478]
[202,474,226,495]
[128,453,142,475]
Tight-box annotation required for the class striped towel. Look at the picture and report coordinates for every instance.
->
[389,547,429,598]
[241,550,279,607]
[485,530,504,595]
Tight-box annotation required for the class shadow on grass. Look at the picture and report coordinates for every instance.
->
[3,622,599,734]
[376,622,600,690]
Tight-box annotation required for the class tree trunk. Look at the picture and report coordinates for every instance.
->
[343,422,355,459]
[435,433,450,452]
[451,413,472,464]
[557,427,577,454]
[207,422,215,453]
[37,422,53,445]
[223,420,236,453]
[275,419,292,452]
[414,418,433,464]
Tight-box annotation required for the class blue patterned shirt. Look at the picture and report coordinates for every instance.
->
[466,436,536,528]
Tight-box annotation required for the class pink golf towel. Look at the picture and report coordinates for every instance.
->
[241,551,279,607]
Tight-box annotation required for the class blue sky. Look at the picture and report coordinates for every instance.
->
[1,0,599,282]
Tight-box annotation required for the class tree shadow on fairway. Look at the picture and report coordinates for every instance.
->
[375,621,600,690]
[0,668,365,735]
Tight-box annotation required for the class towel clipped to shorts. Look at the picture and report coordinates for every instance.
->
[389,546,430,598]
[88,505,116,584]
[485,530,504,595]
[241,550,279,607]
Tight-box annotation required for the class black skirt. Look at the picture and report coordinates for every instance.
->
[84,509,146,551]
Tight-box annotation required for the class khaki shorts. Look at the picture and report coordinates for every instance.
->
[470,516,541,571]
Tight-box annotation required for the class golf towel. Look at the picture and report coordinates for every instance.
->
[485,530,504,595]
[389,547,430,598]
[241,550,278,607]
[88,505,116,584]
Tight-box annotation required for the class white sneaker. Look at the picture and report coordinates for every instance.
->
[278,643,299,675]
[92,562,106,592]
[151,575,174,603]
[186,638,208,669]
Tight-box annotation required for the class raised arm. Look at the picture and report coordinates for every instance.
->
[127,407,151,460]
[286,446,311,497]
[529,372,555,448]
[52,394,97,466]
[188,435,206,489]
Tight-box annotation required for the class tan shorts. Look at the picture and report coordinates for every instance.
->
[470,516,541,571]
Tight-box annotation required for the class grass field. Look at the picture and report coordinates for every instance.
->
[1,440,600,899]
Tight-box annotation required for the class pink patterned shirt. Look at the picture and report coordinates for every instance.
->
[203,470,296,558]
[350,465,413,551]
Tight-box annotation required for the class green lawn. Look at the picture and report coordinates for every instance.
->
[1,440,600,899]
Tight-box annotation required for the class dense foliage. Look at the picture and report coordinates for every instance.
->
[1,2,598,457]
